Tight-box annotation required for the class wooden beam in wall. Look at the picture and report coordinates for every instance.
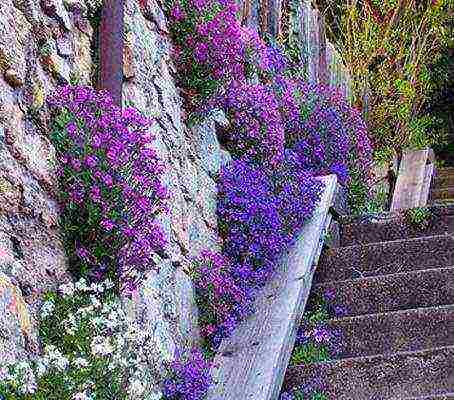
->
[99,0,125,107]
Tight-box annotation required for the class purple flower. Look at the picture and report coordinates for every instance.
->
[100,219,115,231]
[312,326,332,343]
[49,85,168,294]
[323,287,336,302]
[84,155,99,168]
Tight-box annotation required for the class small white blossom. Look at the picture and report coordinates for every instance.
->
[91,336,113,356]
[128,379,145,396]
[59,282,75,296]
[89,295,102,309]
[75,278,90,292]
[40,300,55,318]
[103,279,115,290]
[35,358,49,377]
[73,357,89,368]
[73,390,92,400]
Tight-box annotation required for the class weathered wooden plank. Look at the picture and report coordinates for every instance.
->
[391,149,431,211]
[99,0,124,107]
[308,7,319,83]
[206,175,338,400]
[419,163,435,206]
[317,9,328,85]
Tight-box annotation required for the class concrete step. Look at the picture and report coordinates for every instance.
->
[325,304,454,359]
[434,173,454,188]
[433,187,454,201]
[283,345,454,399]
[315,234,454,284]
[405,394,454,400]
[310,266,454,318]
[437,167,454,177]
[339,209,454,246]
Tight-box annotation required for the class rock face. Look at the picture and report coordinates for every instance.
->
[0,0,94,363]
[0,0,229,393]
[121,0,231,392]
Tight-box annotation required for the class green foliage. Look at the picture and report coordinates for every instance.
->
[405,206,432,228]
[290,342,332,365]
[346,167,372,215]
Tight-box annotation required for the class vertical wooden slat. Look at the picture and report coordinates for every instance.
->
[317,10,328,85]
[99,0,125,107]
[391,149,432,211]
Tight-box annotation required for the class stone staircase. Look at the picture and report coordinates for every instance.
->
[433,168,454,205]
[281,203,454,399]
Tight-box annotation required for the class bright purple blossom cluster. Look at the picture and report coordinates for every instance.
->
[163,348,213,400]
[191,249,254,346]
[47,85,169,294]
[272,77,373,186]
[190,154,323,347]
[213,81,285,166]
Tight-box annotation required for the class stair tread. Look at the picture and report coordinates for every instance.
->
[405,393,454,400]
[316,234,454,284]
[324,304,454,359]
[283,345,454,399]
[311,265,454,317]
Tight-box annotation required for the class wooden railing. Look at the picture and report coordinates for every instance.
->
[206,175,338,400]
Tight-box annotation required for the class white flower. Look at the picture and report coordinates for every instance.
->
[128,379,145,396]
[91,336,113,356]
[75,278,90,292]
[90,282,104,293]
[59,282,75,296]
[55,354,69,371]
[73,357,89,368]
[35,358,49,377]
[103,279,115,290]
[0,366,11,381]
[89,295,102,309]
[78,305,95,317]
[40,300,55,318]
[73,390,92,400]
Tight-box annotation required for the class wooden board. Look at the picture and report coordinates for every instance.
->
[391,149,434,211]
[206,175,338,400]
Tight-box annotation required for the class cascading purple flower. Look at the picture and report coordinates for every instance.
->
[48,85,168,293]
[163,348,213,400]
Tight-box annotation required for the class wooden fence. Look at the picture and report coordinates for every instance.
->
[237,0,352,100]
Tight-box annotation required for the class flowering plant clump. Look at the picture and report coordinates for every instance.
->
[0,279,160,399]
[190,250,254,349]
[279,288,347,400]
[290,287,347,367]
[162,348,213,400]
[217,155,324,289]
[272,77,374,187]
[47,85,169,294]
[165,0,289,108]
[189,154,323,349]
[213,81,285,167]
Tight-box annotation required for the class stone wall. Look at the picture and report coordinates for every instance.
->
[0,0,94,362]
[120,0,231,381]
[0,0,230,393]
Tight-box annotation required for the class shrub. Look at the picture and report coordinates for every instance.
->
[217,155,324,290]
[190,249,254,349]
[47,85,169,294]
[190,154,323,349]
[405,207,433,229]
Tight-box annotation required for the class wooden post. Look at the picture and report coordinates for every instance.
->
[99,0,125,107]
